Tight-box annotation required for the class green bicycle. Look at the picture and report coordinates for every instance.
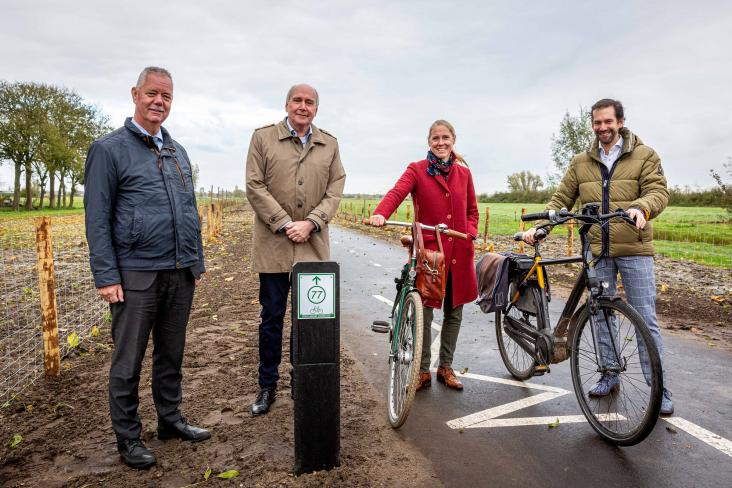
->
[366,220,467,428]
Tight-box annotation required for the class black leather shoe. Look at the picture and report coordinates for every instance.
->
[157,417,211,442]
[117,438,156,470]
[251,387,276,416]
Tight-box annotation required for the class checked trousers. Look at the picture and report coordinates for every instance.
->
[592,256,667,387]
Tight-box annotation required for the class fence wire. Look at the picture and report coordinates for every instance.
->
[0,218,43,405]
[0,215,106,404]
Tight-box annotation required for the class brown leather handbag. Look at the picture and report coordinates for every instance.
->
[414,222,447,302]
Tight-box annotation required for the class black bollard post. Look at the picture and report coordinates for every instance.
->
[291,261,340,475]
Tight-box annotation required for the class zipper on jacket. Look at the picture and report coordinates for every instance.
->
[600,151,628,257]
[173,157,186,189]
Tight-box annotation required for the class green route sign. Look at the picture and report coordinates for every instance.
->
[297,273,336,319]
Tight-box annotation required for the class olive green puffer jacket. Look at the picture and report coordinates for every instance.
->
[543,128,668,257]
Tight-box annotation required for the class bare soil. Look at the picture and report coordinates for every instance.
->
[335,213,732,352]
[0,208,440,488]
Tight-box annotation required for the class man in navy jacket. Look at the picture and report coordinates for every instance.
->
[84,66,209,470]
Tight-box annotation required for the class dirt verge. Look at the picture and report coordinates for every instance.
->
[0,208,440,488]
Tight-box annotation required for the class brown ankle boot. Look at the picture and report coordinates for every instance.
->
[416,371,432,391]
[436,367,463,390]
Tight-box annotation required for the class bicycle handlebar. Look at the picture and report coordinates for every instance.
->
[520,208,637,226]
[362,219,469,240]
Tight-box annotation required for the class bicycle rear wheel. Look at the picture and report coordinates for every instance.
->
[570,298,662,445]
[387,290,424,428]
[495,285,546,380]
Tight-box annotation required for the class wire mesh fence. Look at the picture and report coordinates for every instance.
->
[0,218,43,406]
[0,199,236,404]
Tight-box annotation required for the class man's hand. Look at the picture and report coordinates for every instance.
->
[369,214,386,227]
[195,272,205,288]
[522,227,542,246]
[285,220,315,243]
[627,208,647,230]
[98,284,124,303]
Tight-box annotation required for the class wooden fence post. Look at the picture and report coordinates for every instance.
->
[567,221,574,256]
[34,217,60,377]
[208,204,215,241]
[218,202,223,234]
[483,207,490,251]
[519,208,526,253]
[406,204,411,221]
[367,203,372,218]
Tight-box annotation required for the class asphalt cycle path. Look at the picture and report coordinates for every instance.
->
[331,224,732,488]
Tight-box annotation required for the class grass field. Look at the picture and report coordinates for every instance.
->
[338,198,732,269]
[0,199,84,220]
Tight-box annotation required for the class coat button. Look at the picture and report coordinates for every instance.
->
[447,214,452,219]
[452,259,457,264]
[298,180,304,185]
[297,203,303,208]
[448,237,453,242]
[445,192,449,197]
[269,216,276,223]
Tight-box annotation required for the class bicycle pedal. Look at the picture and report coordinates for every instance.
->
[533,364,550,376]
[371,321,390,333]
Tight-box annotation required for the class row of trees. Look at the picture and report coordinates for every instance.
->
[0,81,110,210]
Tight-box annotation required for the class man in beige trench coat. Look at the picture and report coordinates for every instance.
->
[245,84,346,415]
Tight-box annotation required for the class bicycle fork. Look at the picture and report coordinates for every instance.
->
[586,299,624,375]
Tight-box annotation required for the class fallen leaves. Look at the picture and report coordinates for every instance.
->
[8,434,22,449]
[67,332,79,349]
[548,418,560,429]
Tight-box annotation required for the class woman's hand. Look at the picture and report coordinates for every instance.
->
[369,214,386,227]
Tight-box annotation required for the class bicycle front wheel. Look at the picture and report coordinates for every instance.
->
[387,290,424,428]
[570,298,662,445]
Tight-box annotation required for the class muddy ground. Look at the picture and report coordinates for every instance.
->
[0,208,439,488]
[336,213,732,351]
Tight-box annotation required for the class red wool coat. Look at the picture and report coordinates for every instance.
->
[374,159,479,309]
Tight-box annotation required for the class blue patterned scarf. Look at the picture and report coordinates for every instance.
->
[426,150,453,178]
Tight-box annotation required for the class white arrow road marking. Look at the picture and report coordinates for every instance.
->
[465,414,626,428]
[664,417,732,458]
[444,371,732,459]
[372,263,382,267]
[447,391,569,430]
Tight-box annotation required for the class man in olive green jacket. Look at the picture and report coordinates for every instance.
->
[245,84,346,415]
[523,98,673,415]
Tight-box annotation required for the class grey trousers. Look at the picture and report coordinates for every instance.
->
[593,256,667,388]
[108,269,195,443]
[420,273,463,372]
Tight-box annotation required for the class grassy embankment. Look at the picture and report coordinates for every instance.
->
[338,198,731,269]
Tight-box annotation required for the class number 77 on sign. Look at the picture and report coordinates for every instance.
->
[298,273,335,319]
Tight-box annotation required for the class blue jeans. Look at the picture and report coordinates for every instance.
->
[592,256,666,387]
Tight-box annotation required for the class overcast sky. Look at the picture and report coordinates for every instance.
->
[1,0,730,195]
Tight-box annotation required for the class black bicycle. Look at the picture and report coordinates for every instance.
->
[494,204,662,445]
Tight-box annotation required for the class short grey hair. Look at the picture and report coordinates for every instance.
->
[136,66,173,88]
[285,84,319,107]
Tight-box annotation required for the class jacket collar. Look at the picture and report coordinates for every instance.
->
[124,117,173,149]
[587,127,640,164]
[276,118,325,144]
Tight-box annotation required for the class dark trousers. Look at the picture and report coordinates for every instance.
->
[258,272,291,389]
[108,269,195,442]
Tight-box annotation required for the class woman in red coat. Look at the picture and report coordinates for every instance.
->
[369,120,479,391]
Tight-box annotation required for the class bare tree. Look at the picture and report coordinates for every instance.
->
[549,107,593,186]
[507,170,544,193]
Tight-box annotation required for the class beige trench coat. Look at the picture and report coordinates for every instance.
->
[245,119,346,273]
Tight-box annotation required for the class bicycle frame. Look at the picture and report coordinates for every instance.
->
[390,255,418,357]
[503,216,621,366]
